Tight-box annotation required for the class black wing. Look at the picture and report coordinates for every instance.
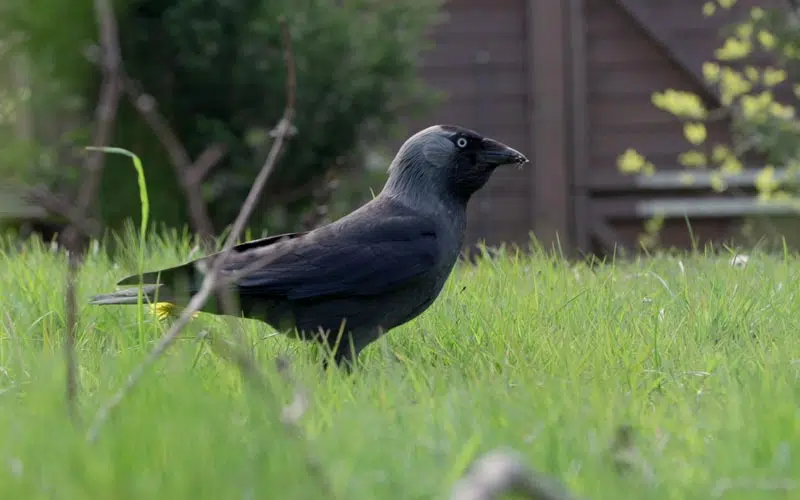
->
[235,215,439,301]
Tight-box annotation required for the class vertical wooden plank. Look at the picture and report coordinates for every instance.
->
[527,0,572,253]
[568,0,591,255]
[467,51,497,250]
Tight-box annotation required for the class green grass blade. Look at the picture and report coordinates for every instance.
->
[85,146,150,337]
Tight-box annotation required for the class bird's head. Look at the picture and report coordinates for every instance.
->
[385,124,529,204]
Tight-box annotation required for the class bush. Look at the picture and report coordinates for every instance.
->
[617,1,800,250]
[2,0,443,236]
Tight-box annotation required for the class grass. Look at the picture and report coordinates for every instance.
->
[0,232,798,499]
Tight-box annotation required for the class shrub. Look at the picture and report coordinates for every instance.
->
[617,1,800,249]
[2,0,444,236]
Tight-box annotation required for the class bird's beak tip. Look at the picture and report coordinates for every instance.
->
[481,137,529,168]
[506,148,529,168]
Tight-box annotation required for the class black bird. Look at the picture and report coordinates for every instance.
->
[90,125,528,367]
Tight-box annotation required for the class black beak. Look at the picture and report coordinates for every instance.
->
[480,137,529,167]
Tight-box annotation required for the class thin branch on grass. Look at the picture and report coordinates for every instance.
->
[86,17,297,443]
[609,425,655,483]
[274,356,309,425]
[195,15,297,384]
[58,0,124,424]
[199,336,337,498]
[711,478,797,497]
[197,15,297,374]
[272,356,336,496]
[450,449,579,500]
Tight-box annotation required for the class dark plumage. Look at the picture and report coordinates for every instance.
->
[90,125,528,367]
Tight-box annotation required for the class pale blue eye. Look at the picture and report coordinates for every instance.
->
[456,137,468,148]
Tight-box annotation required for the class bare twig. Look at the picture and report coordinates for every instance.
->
[75,0,123,216]
[273,356,335,496]
[86,17,297,443]
[609,425,655,483]
[188,143,227,186]
[60,0,123,424]
[275,356,309,425]
[450,449,579,500]
[83,37,226,245]
[120,77,222,242]
[202,14,297,384]
[712,478,797,497]
[198,336,337,498]
[63,254,81,424]
[25,187,102,238]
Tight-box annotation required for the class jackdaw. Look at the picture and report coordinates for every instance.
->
[90,124,528,368]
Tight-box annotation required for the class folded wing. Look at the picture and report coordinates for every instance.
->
[235,214,438,301]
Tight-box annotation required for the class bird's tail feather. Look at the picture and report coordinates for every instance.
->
[89,284,163,305]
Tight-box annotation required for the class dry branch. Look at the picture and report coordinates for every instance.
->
[273,356,335,496]
[120,76,224,243]
[74,0,123,217]
[58,0,124,423]
[26,187,102,238]
[86,17,297,443]
[450,449,579,500]
[189,143,227,186]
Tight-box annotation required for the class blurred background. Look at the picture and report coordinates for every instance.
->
[1,0,799,258]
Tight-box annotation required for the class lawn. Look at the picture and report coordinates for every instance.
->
[0,232,797,499]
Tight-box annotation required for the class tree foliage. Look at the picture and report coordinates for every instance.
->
[1,0,444,235]
[617,0,800,248]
